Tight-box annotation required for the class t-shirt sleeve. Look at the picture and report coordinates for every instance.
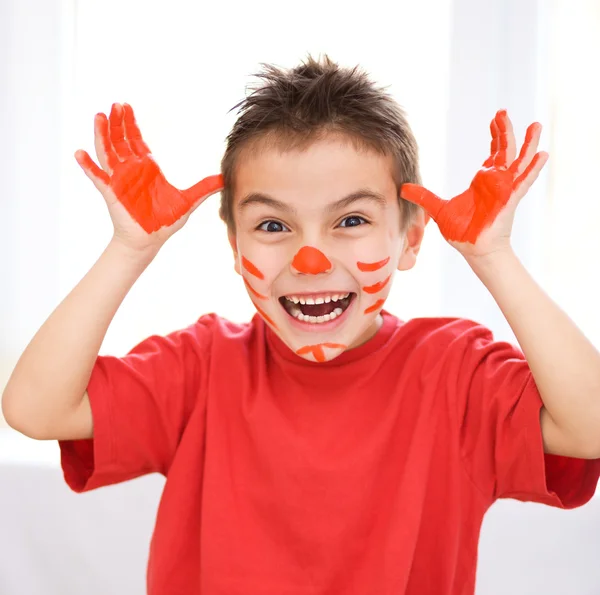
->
[444,320,600,508]
[59,316,214,493]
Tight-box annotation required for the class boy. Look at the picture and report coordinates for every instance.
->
[3,55,600,594]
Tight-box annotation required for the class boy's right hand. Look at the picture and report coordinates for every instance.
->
[75,103,223,253]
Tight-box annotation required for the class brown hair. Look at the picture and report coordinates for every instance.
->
[219,54,421,231]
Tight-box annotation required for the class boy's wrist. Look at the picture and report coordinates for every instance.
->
[107,235,161,268]
[464,247,520,286]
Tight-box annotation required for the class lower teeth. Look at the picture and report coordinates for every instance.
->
[295,307,344,324]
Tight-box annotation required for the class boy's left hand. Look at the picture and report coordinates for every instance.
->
[400,110,549,259]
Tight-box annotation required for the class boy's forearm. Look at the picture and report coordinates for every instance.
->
[467,248,600,457]
[1,238,158,436]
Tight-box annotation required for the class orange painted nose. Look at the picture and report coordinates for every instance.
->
[291,246,332,275]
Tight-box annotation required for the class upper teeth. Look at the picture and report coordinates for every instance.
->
[285,293,350,305]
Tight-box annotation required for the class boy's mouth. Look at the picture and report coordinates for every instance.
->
[279,292,356,324]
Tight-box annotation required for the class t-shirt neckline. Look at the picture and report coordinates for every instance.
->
[264,310,400,368]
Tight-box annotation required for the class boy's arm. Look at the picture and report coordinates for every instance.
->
[1,102,223,441]
[466,248,600,459]
[401,109,600,460]
[2,239,158,440]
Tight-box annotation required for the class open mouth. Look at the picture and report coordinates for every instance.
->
[279,292,356,324]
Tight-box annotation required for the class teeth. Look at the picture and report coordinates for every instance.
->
[284,292,351,303]
[292,308,344,324]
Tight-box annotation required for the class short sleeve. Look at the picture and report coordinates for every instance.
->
[445,320,600,508]
[59,316,215,493]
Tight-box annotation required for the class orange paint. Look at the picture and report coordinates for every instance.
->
[357,257,390,272]
[253,301,278,329]
[296,343,347,362]
[244,278,267,300]
[242,256,265,280]
[483,109,509,168]
[364,299,385,314]
[75,103,223,233]
[400,110,546,244]
[363,275,391,294]
[291,246,332,275]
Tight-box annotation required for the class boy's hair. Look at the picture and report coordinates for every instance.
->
[219,54,422,232]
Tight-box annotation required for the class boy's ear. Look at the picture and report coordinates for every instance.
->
[228,230,242,276]
[397,208,428,272]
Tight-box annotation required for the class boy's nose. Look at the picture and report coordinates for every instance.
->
[291,246,332,275]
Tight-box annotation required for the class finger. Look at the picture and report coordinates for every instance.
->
[122,103,152,157]
[400,183,445,219]
[501,110,517,165]
[181,174,225,210]
[509,122,542,178]
[513,151,549,196]
[109,103,134,160]
[492,110,512,169]
[94,113,120,173]
[75,150,110,189]
[482,116,500,168]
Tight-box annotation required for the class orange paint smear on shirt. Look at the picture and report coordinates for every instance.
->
[363,275,391,294]
[244,278,267,300]
[364,299,386,314]
[253,302,277,330]
[296,343,347,363]
[242,256,265,280]
[357,257,390,272]
[291,246,332,275]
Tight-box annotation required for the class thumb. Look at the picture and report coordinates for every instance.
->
[400,183,445,220]
[182,174,224,209]
[75,150,110,192]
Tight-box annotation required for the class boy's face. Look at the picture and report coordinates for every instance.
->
[229,135,424,363]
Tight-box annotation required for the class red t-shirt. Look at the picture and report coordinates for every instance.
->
[60,312,600,594]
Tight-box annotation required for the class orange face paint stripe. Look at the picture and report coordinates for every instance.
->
[362,275,391,294]
[243,278,267,300]
[364,299,385,314]
[242,256,265,280]
[291,246,332,275]
[357,257,390,272]
[252,301,278,329]
[296,343,347,363]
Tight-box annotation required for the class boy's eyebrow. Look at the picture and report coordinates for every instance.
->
[238,193,297,214]
[325,190,388,212]
[238,189,388,214]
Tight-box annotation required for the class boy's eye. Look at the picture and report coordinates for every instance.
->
[258,220,289,233]
[338,215,367,228]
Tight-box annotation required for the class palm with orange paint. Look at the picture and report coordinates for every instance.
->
[75,103,223,250]
[401,110,549,257]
